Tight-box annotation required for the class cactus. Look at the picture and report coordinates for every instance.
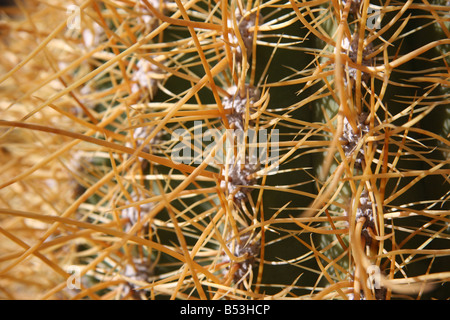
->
[0,0,448,300]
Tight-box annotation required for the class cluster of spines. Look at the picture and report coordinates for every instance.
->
[1,0,449,300]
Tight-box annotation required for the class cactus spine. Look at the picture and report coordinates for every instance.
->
[0,0,449,300]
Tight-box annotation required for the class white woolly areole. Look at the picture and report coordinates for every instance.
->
[340,112,370,168]
[223,9,263,62]
[338,34,374,88]
[222,231,260,282]
[222,85,260,131]
[220,154,259,202]
[131,59,160,95]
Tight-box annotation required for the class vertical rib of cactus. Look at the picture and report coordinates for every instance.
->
[0,0,449,300]
[311,0,450,299]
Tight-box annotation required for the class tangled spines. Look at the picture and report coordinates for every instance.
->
[340,33,374,88]
[220,154,259,202]
[222,85,260,131]
[138,0,162,30]
[340,112,373,169]
[226,9,263,63]
[221,85,261,202]
[122,257,153,298]
[222,231,261,283]
[355,188,375,246]
[127,126,151,155]
[351,286,387,300]
[123,258,153,284]
[82,21,105,49]
[130,58,162,100]
[137,0,175,31]
[341,0,362,15]
[121,191,153,232]
[125,125,162,169]
[344,188,376,247]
